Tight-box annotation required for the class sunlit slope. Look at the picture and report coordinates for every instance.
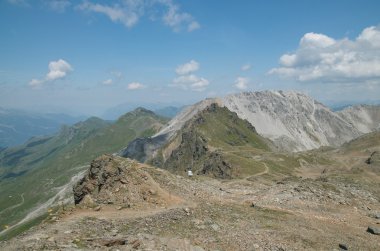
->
[0,108,168,237]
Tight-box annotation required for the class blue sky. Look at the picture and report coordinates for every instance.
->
[1,0,380,116]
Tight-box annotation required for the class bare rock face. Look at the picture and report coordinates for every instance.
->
[223,91,380,151]
[337,105,380,134]
[198,151,232,178]
[159,127,233,179]
[73,155,121,205]
[118,134,169,163]
[73,155,174,208]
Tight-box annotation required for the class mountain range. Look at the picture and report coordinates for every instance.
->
[121,91,380,164]
[1,90,380,248]
[0,107,84,148]
[102,102,183,120]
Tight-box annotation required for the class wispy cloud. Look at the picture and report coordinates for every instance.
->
[9,0,71,12]
[7,0,29,7]
[160,0,200,32]
[127,82,145,90]
[241,64,251,71]
[103,79,113,85]
[269,25,380,84]
[8,0,200,32]
[76,0,200,32]
[101,71,123,86]
[45,0,71,12]
[28,79,43,88]
[77,1,142,28]
[111,71,123,78]
[172,60,209,91]
[29,59,73,88]
[188,21,200,32]
[234,77,249,90]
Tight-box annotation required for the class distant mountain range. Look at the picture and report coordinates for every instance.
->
[0,107,85,148]
[326,100,380,111]
[102,102,183,120]
[0,105,183,149]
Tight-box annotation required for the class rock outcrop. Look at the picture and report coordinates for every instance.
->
[73,155,177,208]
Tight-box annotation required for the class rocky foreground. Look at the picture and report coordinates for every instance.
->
[1,146,380,251]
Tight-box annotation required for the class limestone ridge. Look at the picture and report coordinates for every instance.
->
[223,91,380,151]
[337,105,380,133]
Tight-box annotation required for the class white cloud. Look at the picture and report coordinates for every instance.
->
[46,59,73,81]
[172,60,209,91]
[29,59,73,88]
[28,79,43,88]
[175,60,199,75]
[279,54,297,67]
[173,74,209,91]
[103,79,113,85]
[241,64,251,71]
[127,82,145,90]
[77,0,200,32]
[357,26,380,48]
[300,32,335,48]
[234,77,249,90]
[269,25,380,84]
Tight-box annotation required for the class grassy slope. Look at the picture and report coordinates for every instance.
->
[328,131,380,198]
[196,104,271,177]
[151,104,274,178]
[339,131,380,153]
[0,108,168,236]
